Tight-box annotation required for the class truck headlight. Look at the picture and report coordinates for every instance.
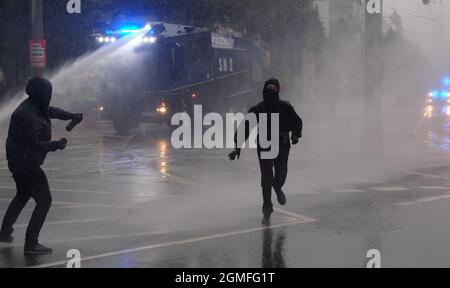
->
[142,37,157,44]
[157,103,167,114]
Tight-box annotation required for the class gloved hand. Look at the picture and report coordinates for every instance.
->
[66,113,83,132]
[72,113,83,122]
[57,138,68,150]
[291,135,299,145]
[228,149,241,161]
[49,138,68,152]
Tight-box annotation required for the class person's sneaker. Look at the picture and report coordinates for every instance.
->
[261,216,271,226]
[262,204,273,225]
[275,189,287,206]
[0,234,14,243]
[24,243,53,255]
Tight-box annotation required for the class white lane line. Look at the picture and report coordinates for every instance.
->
[16,216,125,227]
[15,216,125,228]
[0,185,153,198]
[0,198,130,209]
[48,178,106,184]
[1,230,170,248]
[329,188,365,193]
[371,187,410,192]
[398,195,450,206]
[47,178,156,187]
[415,186,450,190]
[159,170,193,185]
[28,218,315,268]
[0,205,89,214]
[406,171,450,181]
[288,190,320,195]
[0,198,72,205]
[274,208,316,222]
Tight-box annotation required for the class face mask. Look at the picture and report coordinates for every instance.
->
[40,93,51,108]
[263,88,279,105]
[31,88,52,109]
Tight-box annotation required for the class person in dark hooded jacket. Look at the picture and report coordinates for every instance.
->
[229,78,302,224]
[0,77,83,254]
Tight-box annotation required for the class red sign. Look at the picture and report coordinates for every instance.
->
[30,39,47,68]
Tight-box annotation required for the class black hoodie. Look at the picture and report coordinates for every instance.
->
[235,79,303,152]
[6,77,73,173]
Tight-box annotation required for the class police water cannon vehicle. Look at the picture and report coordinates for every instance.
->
[90,22,269,135]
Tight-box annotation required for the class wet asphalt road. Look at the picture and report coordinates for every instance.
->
[2,106,450,268]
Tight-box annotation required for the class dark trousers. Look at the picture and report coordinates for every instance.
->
[0,166,52,246]
[258,149,290,212]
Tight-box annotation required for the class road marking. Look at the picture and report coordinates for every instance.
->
[48,178,103,184]
[28,218,315,268]
[290,191,320,195]
[15,216,125,228]
[274,208,316,222]
[0,198,69,205]
[406,171,450,181]
[398,195,450,206]
[415,186,450,190]
[0,205,89,214]
[329,188,365,193]
[47,178,146,185]
[371,187,410,192]
[159,170,193,185]
[0,198,130,209]
[0,230,170,248]
[0,185,154,198]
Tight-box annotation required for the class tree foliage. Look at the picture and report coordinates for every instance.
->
[0,0,32,87]
[0,0,325,87]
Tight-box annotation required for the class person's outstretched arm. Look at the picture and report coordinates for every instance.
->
[48,107,81,121]
[49,107,83,131]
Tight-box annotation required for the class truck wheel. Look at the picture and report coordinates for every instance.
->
[112,97,139,136]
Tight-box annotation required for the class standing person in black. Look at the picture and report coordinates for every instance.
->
[0,77,83,254]
[229,78,303,224]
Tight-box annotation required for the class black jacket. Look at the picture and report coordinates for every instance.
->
[6,98,73,173]
[235,100,303,151]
